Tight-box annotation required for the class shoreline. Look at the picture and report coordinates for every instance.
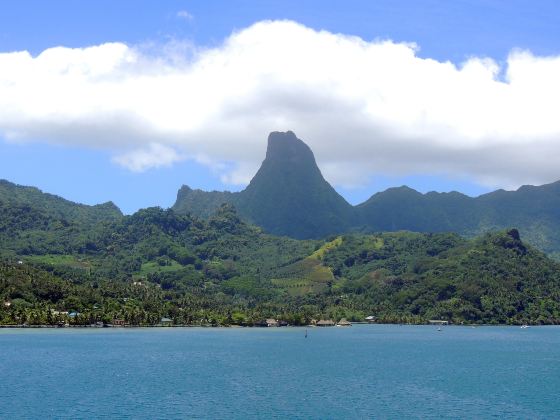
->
[0,323,552,329]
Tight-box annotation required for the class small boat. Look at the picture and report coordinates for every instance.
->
[437,327,442,331]
[336,318,352,327]
[520,324,530,329]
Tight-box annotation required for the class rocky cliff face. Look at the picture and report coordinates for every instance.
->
[173,131,352,238]
[237,131,353,238]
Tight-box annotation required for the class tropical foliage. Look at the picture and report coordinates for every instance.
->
[2,179,560,326]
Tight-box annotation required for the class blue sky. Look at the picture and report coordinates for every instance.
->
[1,0,559,213]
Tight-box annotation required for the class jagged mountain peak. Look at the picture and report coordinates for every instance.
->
[239,131,352,238]
[265,131,315,163]
[173,131,351,238]
[246,131,325,191]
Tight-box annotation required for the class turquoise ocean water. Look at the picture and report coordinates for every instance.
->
[1,325,559,419]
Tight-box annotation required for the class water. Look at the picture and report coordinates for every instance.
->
[1,325,559,419]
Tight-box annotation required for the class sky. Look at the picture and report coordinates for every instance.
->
[1,0,560,213]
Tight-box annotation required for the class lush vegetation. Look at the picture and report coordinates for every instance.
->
[356,183,560,259]
[2,177,560,326]
[0,179,121,225]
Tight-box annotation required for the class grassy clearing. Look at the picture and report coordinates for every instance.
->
[310,236,343,260]
[25,254,91,269]
[138,260,184,276]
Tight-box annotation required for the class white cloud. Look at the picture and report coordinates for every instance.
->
[176,10,193,21]
[1,20,560,189]
[113,143,184,172]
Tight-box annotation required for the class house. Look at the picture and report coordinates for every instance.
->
[316,319,335,327]
[51,310,69,316]
[112,319,126,327]
[266,318,279,327]
[68,312,80,318]
[160,317,173,326]
[428,320,449,325]
[337,318,352,327]
[3,301,11,308]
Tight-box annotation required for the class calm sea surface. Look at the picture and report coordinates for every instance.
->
[1,325,559,419]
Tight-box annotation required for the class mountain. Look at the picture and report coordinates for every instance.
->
[237,131,353,238]
[173,131,560,257]
[173,186,237,219]
[173,131,353,238]
[356,182,560,258]
[0,179,122,257]
[0,179,122,224]
[355,187,475,233]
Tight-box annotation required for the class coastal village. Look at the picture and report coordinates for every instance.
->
[1,308,372,328]
[1,305,455,328]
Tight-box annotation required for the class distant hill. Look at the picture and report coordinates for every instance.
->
[0,179,122,256]
[173,131,560,257]
[0,179,122,224]
[174,186,237,219]
[356,182,560,258]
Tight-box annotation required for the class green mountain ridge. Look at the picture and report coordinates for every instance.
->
[2,201,560,325]
[0,179,122,224]
[356,181,560,257]
[173,131,560,257]
[0,179,123,257]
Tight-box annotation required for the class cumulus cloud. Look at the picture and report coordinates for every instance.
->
[113,143,184,172]
[1,20,560,190]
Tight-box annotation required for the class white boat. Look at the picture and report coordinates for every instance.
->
[520,324,530,329]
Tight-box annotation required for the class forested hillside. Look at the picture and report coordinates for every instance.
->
[0,179,121,224]
[2,195,560,325]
